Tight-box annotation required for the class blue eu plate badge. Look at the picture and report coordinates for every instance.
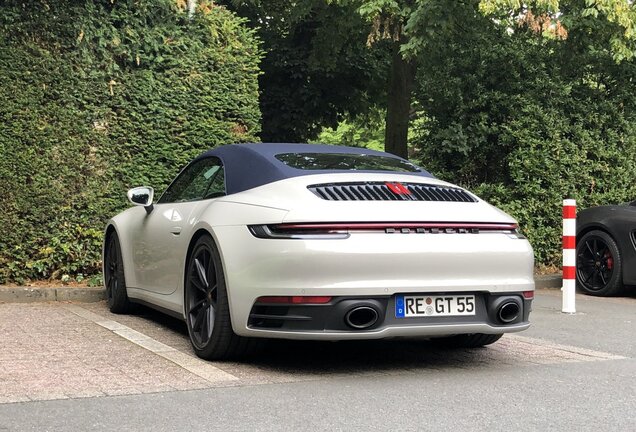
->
[395,295,405,318]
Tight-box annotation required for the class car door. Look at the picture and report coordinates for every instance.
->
[132,157,225,295]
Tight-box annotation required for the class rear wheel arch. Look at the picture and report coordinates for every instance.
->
[103,224,117,273]
[576,224,624,258]
[577,224,625,265]
[105,224,117,240]
[103,228,134,313]
[103,224,118,254]
[577,224,611,243]
[183,231,259,359]
[183,229,230,313]
[185,229,213,264]
[104,223,133,283]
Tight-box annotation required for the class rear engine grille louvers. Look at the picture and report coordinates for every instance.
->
[308,182,477,203]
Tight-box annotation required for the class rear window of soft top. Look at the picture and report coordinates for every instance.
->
[275,152,421,173]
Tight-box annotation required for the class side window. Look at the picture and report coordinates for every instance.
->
[205,167,225,199]
[159,157,225,203]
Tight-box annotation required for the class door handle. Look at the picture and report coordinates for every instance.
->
[170,227,182,235]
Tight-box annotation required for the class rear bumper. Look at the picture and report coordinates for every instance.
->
[213,225,535,339]
[242,323,531,340]
[247,293,532,340]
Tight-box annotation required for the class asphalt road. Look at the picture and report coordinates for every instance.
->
[1,289,635,431]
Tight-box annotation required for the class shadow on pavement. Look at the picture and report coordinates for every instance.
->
[130,304,501,374]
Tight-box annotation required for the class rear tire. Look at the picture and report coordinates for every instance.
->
[576,230,624,296]
[432,333,503,348]
[104,232,133,314]
[184,234,260,360]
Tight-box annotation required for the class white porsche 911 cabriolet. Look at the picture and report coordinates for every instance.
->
[104,143,534,360]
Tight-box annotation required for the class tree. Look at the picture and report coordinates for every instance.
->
[354,0,485,157]
[218,0,390,143]
[408,0,636,264]
[223,0,636,158]
[481,0,636,61]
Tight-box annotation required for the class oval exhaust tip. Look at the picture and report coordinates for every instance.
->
[345,306,379,330]
[498,302,520,323]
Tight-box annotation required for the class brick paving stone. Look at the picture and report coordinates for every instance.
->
[0,395,31,404]
[0,303,213,403]
[0,301,627,405]
[81,302,194,352]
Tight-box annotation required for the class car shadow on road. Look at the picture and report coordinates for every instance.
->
[253,338,503,374]
[131,304,505,374]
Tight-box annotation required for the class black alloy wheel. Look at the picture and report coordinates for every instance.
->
[184,235,259,360]
[186,241,218,349]
[576,230,624,296]
[104,232,133,313]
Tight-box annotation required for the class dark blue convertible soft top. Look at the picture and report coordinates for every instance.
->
[197,143,433,195]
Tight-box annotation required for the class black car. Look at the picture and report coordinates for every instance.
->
[576,200,636,296]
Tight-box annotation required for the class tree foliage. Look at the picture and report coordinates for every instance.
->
[411,0,636,264]
[314,110,386,150]
[3,0,636,282]
[219,0,390,142]
[0,0,261,283]
[481,0,636,60]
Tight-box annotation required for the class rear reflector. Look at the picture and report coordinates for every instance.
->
[256,296,333,304]
[522,291,534,299]
[248,222,519,240]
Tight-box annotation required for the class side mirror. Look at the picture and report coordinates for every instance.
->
[127,186,154,209]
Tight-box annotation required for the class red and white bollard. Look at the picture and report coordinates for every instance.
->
[562,199,576,314]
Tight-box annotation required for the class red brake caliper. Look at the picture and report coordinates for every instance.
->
[606,253,614,270]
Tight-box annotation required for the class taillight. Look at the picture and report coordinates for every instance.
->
[248,224,350,239]
[256,296,332,304]
[522,291,534,299]
[248,222,519,239]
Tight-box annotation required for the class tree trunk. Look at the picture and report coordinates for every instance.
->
[384,44,416,158]
[188,0,197,19]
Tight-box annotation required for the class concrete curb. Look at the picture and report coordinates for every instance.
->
[0,286,105,303]
[534,274,562,290]
[0,274,562,304]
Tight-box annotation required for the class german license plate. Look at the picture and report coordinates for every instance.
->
[395,294,476,318]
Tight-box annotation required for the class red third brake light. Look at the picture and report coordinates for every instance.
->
[256,296,333,304]
[385,182,411,195]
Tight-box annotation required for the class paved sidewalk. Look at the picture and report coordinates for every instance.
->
[0,303,213,404]
[0,293,622,405]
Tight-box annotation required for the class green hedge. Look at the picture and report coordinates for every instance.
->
[0,0,261,283]
[412,21,636,266]
[473,104,636,265]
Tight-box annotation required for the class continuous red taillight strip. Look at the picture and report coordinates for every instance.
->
[277,222,518,231]
[256,296,332,304]
[248,222,520,239]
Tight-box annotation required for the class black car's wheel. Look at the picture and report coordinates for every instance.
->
[432,333,503,348]
[185,234,257,360]
[576,230,624,296]
[104,232,133,313]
